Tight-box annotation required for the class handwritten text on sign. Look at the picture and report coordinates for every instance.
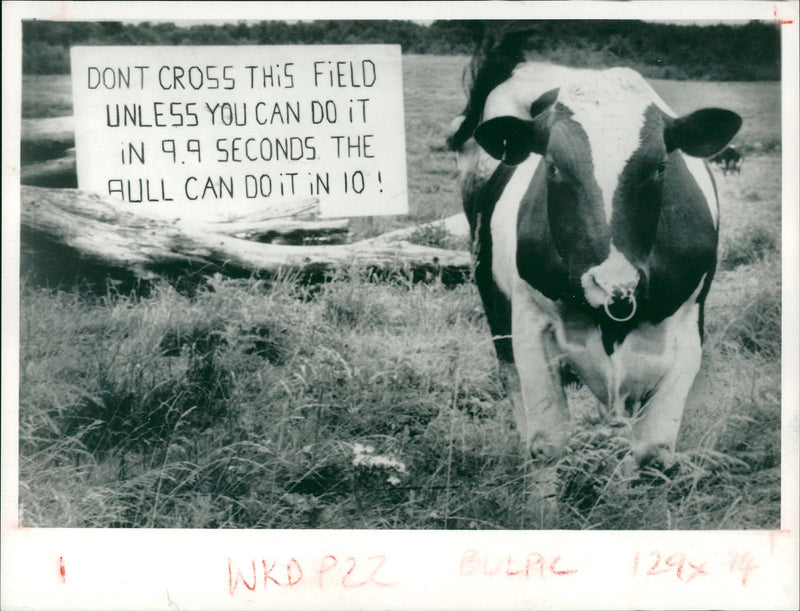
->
[70,45,408,218]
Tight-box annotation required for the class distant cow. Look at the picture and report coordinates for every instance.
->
[709,145,744,175]
[448,42,741,470]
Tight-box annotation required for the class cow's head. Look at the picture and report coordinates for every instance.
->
[474,70,741,320]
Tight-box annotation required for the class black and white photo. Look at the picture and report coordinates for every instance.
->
[3,2,798,609]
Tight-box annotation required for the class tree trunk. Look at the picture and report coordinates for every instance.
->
[21,186,472,283]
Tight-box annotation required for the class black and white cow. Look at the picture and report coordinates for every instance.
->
[448,55,741,470]
[709,145,744,175]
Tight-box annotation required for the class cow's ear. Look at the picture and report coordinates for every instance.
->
[664,108,742,158]
[474,116,545,165]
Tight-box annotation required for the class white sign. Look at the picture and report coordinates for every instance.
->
[70,45,408,218]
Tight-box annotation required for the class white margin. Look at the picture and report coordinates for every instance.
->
[2,3,798,610]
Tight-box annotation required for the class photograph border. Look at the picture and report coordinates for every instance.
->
[3,2,798,609]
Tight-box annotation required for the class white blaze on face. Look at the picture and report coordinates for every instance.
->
[557,70,673,307]
[581,245,640,307]
[558,69,662,225]
[683,154,720,227]
[491,155,542,298]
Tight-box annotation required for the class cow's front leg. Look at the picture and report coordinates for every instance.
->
[632,318,703,472]
[508,293,569,461]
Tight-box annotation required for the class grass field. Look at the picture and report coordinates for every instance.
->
[18,56,782,529]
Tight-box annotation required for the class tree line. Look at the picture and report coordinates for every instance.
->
[23,19,779,81]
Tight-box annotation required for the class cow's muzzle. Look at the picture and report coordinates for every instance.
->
[604,289,637,323]
[580,251,643,321]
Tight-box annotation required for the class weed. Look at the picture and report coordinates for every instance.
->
[720,224,779,270]
[717,284,781,360]
[406,222,457,249]
[321,276,390,328]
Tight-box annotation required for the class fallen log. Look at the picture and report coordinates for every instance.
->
[21,116,75,164]
[21,186,472,283]
[21,149,77,188]
[19,172,350,244]
[363,213,470,244]
[21,116,75,142]
[207,209,350,245]
[215,218,351,245]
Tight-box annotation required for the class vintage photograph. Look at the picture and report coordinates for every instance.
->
[18,15,782,534]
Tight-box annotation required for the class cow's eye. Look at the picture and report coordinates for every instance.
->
[654,161,667,180]
[546,161,561,180]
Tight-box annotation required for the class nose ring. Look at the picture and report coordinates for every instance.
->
[604,292,637,322]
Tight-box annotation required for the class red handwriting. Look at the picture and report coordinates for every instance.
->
[727,551,758,587]
[774,4,795,24]
[632,551,708,584]
[58,556,66,584]
[769,529,790,554]
[227,554,396,595]
[459,550,577,579]
[631,536,795,588]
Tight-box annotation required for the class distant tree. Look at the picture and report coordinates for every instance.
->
[20,18,780,80]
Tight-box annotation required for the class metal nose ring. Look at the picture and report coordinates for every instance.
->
[604,293,637,322]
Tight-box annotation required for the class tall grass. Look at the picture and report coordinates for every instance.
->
[19,249,781,529]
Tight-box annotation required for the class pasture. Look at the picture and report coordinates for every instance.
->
[18,55,782,529]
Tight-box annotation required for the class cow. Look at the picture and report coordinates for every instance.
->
[709,145,744,175]
[448,43,741,471]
